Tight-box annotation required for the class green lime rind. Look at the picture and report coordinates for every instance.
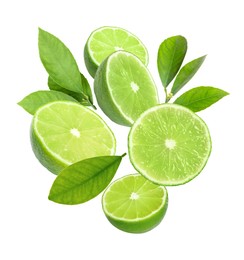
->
[94,56,131,126]
[102,174,168,233]
[84,42,98,78]
[30,123,68,174]
[128,104,212,186]
[94,51,159,127]
[31,101,116,175]
[84,26,149,78]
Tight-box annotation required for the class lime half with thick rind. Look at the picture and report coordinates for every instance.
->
[94,51,159,126]
[128,104,211,186]
[84,26,148,77]
[102,174,168,233]
[31,101,116,174]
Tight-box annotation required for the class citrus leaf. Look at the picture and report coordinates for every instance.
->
[174,86,229,112]
[38,28,82,93]
[171,55,206,95]
[157,35,187,88]
[48,155,125,205]
[48,73,93,106]
[18,90,77,115]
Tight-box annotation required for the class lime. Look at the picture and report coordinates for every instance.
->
[84,26,148,77]
[31,101,116,174]
[102,174,168,233]
[94,51,159,126]
[128,104,211,186]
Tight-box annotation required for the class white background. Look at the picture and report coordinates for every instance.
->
[1,0,243,259]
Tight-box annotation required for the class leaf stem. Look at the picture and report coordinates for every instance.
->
[81,93,97,110]
[121,153,127,158]
[164,87,169,103]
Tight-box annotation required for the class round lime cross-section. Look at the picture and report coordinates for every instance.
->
[84,26,148,77]
[128,104,211,185]
[31,101,116,174]
[102,174,168,233]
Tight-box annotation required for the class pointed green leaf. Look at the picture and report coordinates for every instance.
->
[80,73,94,104]
[48,73,93,106]
[171,55,206,95]
[174,86,229,112]
[48,155,125,205]
[38,28,82,93]
[18,90,77,115]
[157,35,187,88]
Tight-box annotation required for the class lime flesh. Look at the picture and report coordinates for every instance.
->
[102,174,168,233]
[84,26,148,77]
[94,51,159,126]
[128,104,211,186]
[31,101,116,174]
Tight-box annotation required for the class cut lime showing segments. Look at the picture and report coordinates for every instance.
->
[102,174,168,233]
[94,51,159,126]
[128,104,211,186]
[31,101,116,174]
[84,26,148,77]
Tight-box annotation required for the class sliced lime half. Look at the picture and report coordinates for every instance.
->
[128,104,211,185]
[84,26,148,77]
[31,101,116,174]
[94,51,159,126]
[102,174,168,233]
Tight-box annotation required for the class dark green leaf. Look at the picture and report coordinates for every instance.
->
[174,86,229,112]
[171,55,206,95]
[157,35,187,88]
[38,28,82,93]
[80,73,93,104]
[48,155,125,205]
[18,90,77,115]
[48,73,93,106]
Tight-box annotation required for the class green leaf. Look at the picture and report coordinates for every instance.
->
[174,86,229,112]
[48,155,125,205]
[171,55,206,95]
[157,35,187,88]
[48,73,93,106]
[18,90,77,115]
[80,73,93,104]
[38,28,82,93]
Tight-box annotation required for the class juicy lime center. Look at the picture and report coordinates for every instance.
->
[115,46,124,51]
[165,139,176,150]
[130,82,139,92]
[70,128,80,138]
[130,192,139,200]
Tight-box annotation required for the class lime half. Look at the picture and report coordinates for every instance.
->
[84,26,148,77]
[31,101,116,174]
[94,51,159,126]
[102,174,168,233]
[128,104,211,186]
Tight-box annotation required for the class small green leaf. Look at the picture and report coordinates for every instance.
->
[157,35,187,88]
[174,86,229,112]
[18,90,77,115]
[80,73,94,104]
[171,55,206,95]
[48,155,125,205]
[48,73,93,106]
[38,28,82,93]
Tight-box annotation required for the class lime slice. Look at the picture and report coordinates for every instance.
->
[102,174,168,233]
[94,51,159,126]
[31,101,116,174]
[128,104,211,186]
[84,26,148,77]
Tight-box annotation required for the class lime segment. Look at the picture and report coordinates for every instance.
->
[128,104,211,186]
[84,26,148,77]
[31,101,116,174]
[94,51,159,126]
[102,174,168,233]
